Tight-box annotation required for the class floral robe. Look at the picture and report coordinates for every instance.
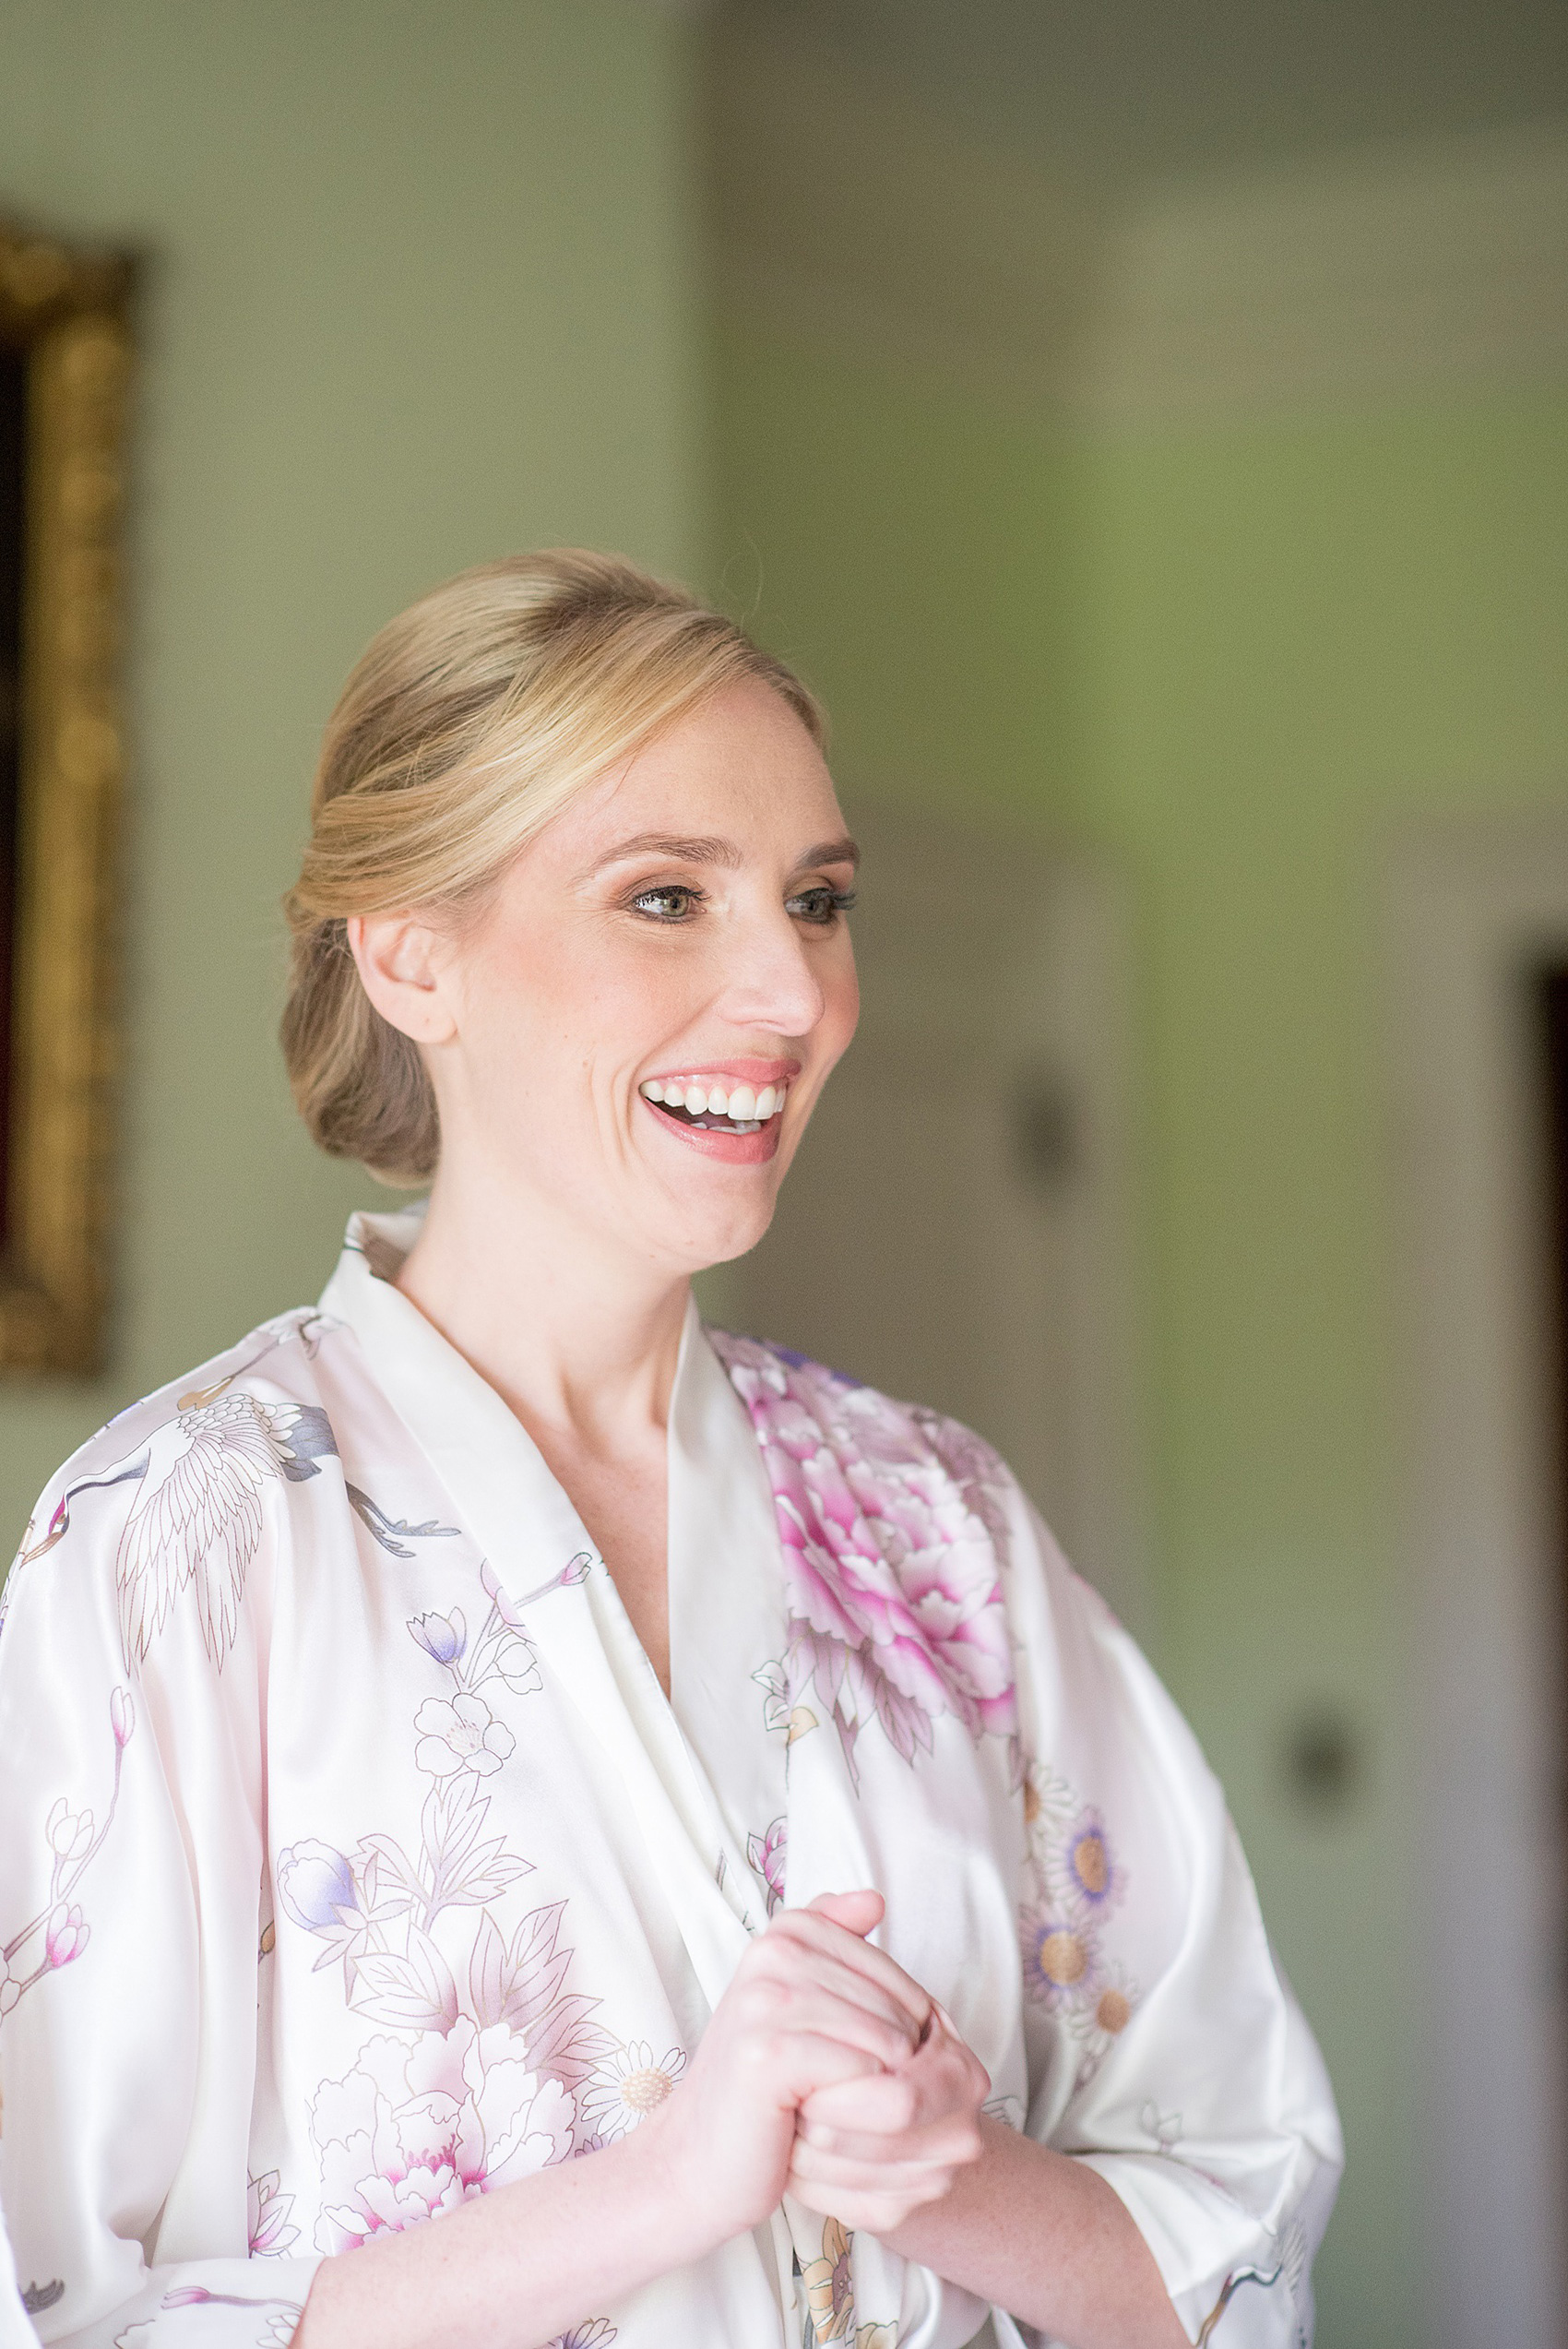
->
[0,1210,1340,2349]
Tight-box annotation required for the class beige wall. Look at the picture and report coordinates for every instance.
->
[0,0,705,1541]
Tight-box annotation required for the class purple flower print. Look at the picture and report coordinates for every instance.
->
[712,1335,1017,1775]
[414,1693,516,1780]
[45,1903,89,1968]
[1063,1811,1124,1916]
[277,1841,359,1934]
[410,1610,467,1666]
[746,1818,788,1917]
[139,2288,303,2342]
[1019,1902,1098,2011]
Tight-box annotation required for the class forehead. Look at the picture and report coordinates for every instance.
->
[547,680,844,868]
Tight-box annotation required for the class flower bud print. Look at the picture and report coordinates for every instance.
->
[45,1799,92,1862]
[276,1841,358,1934]
[409,1610,467,1666]
[45,1904,89,1968]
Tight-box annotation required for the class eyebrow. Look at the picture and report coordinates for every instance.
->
[589,831,861,876]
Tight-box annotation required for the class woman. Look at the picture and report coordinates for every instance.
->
[0,554,1339,2349]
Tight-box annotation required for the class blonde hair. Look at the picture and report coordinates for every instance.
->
[281,550,823,1186]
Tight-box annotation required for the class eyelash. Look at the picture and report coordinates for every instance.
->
[627,884,857,926]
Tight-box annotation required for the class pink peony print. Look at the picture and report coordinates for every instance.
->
[714,1336,1017,1775]
[310,2015,573,2252]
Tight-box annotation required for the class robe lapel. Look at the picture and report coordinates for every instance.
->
[319,1219,752,2013]
[667,1306,792,1922]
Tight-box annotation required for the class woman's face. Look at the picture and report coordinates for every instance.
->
[384,679,860,1278]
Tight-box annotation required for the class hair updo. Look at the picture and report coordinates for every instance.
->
[280,550,823,1187]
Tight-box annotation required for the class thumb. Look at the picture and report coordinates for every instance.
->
[806,1889,885,1939]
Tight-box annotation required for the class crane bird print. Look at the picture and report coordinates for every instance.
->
[113,1391,340,1668]
[9,1370,342,1672]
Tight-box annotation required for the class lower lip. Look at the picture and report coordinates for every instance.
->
[641,1095,784,1164]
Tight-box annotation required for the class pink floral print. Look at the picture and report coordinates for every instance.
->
[1,1685,136,2020]
[746,1817,788,1916]
[311,2016,574,2249]
[713,1336,1016,1778]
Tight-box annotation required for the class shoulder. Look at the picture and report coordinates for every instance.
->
[709,1330,1048,1747]
[1,1306,355,1655]
[709,1328,1007,1486]
[711,1328,1050,1573]
[18,1307,342,1508]
[709,1326,1134,1704]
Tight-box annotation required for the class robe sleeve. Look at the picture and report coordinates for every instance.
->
[0,1430,322,2349]
[998,1478,1343,2349]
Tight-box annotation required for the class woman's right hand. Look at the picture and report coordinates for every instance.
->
[640,1890,930,2252]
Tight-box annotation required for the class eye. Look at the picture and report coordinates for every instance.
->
[787,884,857,926]
[629,884,704,923]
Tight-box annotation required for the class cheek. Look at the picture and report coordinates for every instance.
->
[463,922,698,1091]
[817,948,861,1062]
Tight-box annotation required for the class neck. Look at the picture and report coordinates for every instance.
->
[392,1151,692,1456]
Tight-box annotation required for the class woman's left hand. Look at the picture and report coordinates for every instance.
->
[786,1999,990,2235]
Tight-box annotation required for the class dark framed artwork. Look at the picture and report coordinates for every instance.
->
[0,224,134,1373]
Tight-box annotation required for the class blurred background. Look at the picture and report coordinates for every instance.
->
[4,2,1568,2341]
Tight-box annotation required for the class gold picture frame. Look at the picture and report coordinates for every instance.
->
[0,224,134,1374]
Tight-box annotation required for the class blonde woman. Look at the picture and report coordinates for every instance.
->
[0,555,1339,2349]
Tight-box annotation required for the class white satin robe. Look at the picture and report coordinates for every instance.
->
[0,1210,1340,2349]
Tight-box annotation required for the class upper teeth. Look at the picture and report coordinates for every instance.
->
[641,1078,785,1120]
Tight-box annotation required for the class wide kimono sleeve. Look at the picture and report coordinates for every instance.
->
[0,1403,322,2349]
[997,1476,1343,2349]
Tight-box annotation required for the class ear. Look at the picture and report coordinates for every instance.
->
[347,912,458,1045]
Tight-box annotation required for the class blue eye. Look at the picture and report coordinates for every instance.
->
[788,886,857,926]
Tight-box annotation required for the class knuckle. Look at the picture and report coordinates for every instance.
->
[742,1977,789,2025]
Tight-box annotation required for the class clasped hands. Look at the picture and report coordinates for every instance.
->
[648,1888,989,2247]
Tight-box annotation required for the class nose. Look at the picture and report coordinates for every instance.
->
[716,900,836,1041]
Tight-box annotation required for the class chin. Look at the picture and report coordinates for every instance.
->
[662,1188,779,1277]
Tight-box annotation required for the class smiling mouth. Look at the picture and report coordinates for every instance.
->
[640,1076,788,1136]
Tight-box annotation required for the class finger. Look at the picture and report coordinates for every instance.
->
[768,1907,932,2029]
[751,1943,927,2045]
[796,2115,984,2167]
[800,2049,978,2133]
[799,2068,923,2135]
[760,2029,889,2109]
[740,1983,919,2075]
[789,2140,965,2194]
[806,1889,884,1938]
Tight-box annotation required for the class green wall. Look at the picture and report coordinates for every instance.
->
[0,0,704,1540]
[717,311,1568,2344]
[1072,389,1568,2343]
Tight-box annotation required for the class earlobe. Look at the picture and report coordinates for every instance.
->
[346,912,457,1044]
